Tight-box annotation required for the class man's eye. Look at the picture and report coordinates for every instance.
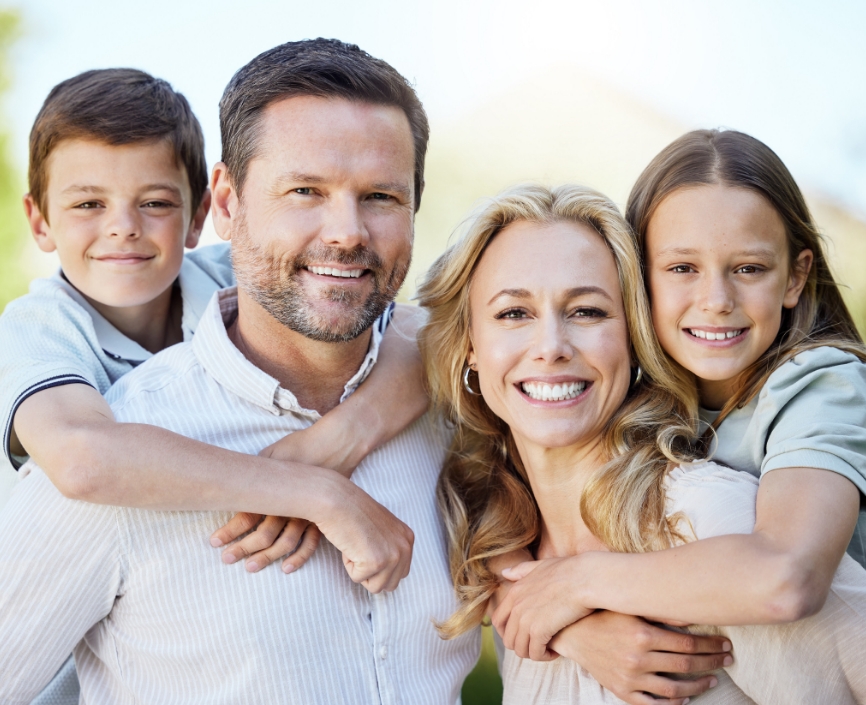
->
[368,192,394,201]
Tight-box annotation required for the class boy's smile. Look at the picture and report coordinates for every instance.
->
[25,138,204,319]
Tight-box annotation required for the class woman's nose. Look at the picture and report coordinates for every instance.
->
[531,317,574,363]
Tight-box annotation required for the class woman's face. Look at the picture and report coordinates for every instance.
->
[467,219,632,453]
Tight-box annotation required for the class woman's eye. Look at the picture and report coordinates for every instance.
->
[293,188,314,195]
[495,308,526,320]
[573,307,607,319]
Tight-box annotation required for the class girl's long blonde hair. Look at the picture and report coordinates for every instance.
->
[626,129,866,430]
[417,184,701,639]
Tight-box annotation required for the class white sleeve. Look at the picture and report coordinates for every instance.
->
[664,461,759,542]
[0,465,122,702]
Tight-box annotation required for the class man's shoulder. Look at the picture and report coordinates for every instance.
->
[106,342,201,414]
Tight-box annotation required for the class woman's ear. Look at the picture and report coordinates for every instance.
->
[783,249,813,309]
[467,347,477,370]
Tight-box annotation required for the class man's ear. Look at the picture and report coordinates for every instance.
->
[210,162,237,242]
[783,249,814,309]
[184,189,212,249]
[23,194,56,253]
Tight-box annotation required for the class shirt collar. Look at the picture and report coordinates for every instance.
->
[192,287,389,418]
[53,271,152,364]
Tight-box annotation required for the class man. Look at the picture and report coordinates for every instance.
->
[0,39,478,703]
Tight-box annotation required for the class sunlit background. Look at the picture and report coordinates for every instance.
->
[1,1,865,701]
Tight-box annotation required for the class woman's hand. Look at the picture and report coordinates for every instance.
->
[550,611,732,705]
[493,557,594,660]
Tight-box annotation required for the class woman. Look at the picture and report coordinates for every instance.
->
[417,183,866,704]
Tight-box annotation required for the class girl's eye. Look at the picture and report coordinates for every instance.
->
[669,264,695,274]
[495,308,527,320]
[735,265,762,274]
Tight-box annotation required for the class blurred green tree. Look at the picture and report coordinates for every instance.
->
[0,8,25,312]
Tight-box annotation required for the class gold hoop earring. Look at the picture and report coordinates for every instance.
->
[463,365,480,395]
[632,365,643,387]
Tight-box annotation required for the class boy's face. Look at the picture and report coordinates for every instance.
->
[25,138,204,308]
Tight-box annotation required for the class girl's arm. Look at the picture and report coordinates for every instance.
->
[493,467,860,660]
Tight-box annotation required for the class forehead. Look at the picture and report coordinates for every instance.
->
[472,219,622,302]
[647,184,787,253]
[250,95,415,179]
[46,138,187,189]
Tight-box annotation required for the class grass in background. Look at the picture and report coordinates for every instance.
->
[462,625,503,705]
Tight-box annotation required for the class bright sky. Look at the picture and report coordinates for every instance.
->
[7,0,866,215]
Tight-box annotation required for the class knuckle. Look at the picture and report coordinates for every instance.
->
[679,634,698,652]
[633,628,652,649]
[623,652,642,672]
[672,655,693,673]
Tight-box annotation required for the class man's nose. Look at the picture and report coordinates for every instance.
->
[700,272,735,314]
[106,205,141,239]
[320,195,370,249]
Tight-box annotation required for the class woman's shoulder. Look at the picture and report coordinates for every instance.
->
[664,461,758,542]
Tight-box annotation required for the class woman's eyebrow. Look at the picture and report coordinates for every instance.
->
[487,286,612,306]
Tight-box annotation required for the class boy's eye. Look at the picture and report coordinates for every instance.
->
[142,200,175,209]
[74,201,102,210]
[495,308,527,320]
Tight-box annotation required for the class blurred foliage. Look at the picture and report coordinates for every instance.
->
[0,8,25,312]
[462,626,503,705]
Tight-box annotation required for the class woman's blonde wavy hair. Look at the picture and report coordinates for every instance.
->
[417,184,702,639]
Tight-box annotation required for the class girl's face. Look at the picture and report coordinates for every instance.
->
[466,219,632,453]
[645,184,812,409]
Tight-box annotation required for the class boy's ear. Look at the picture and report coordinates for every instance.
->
[783,249,814,309]
[184,189,212,250]
[23,194,56,253]
[210,162,237,242]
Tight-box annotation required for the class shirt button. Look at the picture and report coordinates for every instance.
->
[379,645,388,660]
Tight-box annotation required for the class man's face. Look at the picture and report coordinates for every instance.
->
[218,96,415,342]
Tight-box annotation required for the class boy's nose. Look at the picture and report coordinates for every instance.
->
[106,207,141,239]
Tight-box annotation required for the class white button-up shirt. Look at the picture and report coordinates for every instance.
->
[0,288,479,705]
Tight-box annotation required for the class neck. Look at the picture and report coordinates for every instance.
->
[697,376,737,411]
[83,282,182,354]
[228,288,373,415]
[514,436,610,558]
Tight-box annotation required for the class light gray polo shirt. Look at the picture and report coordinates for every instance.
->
[702,346,866,567]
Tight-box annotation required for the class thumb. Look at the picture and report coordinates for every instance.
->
[501,560,541,581]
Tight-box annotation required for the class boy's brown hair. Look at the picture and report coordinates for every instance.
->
[29,68,207,220]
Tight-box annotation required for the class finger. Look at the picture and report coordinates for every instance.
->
[646,649,733,675]
[221,515,288,565]
[210,512,263,548]
[501,560,540,581]
[636,673,719,701]
[245,519,310,573]
[651,629,732,656]
[528,633,554,662]
[624,692,691,705]
[281,525,321,574]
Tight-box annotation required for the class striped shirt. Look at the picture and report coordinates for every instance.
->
[0,243,235,469]
[0,288,479,704]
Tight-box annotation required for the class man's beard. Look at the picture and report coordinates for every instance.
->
[231,215,410,343]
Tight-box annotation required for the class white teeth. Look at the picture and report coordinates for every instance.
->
[520,381,587,401]
[308,266,364,278]
[688,329,743,340]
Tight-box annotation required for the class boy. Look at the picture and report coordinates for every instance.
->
[1,68,426,702]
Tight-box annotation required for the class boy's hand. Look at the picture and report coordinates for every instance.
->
[210,513,320,574]
[550,611,732,705]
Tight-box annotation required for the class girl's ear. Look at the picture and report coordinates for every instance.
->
[783,249,814,309]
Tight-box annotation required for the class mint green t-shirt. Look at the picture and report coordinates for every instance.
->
[701,346,866,568]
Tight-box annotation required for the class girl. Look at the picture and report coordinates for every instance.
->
[492,130,866,701]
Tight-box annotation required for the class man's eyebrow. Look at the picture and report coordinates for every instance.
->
[487,286,612,306]
[276,172,326,186]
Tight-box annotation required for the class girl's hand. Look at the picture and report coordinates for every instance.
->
[550,611,732,705]
[210,513,321,574]
[493,557,594,660]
